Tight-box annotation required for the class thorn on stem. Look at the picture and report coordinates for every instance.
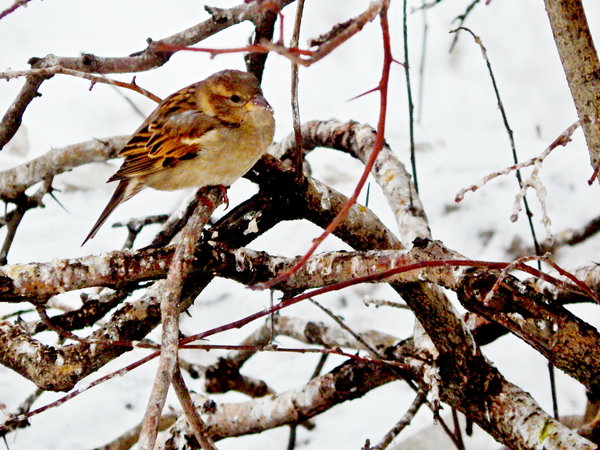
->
[347,86,380,103]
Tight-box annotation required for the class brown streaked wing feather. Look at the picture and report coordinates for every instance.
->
[109,93,221,182]
[115,87,196,159]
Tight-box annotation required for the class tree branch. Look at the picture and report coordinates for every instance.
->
[544,0,600,182]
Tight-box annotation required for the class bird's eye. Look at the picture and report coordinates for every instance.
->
[229,95,242,103]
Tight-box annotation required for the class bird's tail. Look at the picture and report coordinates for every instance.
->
[82,180,144,245]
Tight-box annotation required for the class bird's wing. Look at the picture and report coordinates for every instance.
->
[109,108,223,182]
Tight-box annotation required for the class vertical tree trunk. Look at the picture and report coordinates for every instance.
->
[544,0,600,180]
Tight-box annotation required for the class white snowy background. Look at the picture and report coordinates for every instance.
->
[1,0,600,448]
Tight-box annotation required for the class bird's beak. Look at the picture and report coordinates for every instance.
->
[245,93,273,112]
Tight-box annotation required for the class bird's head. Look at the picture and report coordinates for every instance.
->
[197,70,273,125]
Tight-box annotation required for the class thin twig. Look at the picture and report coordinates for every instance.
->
[308,298,381,357]
[172,366,216,450]
[449,0,482,52]
[363,298,410,309]
[0,0,34,21]
[451,26,544,253]
[455,120,581,203]
[288,346,326,450]
[411,0,442,11]
[156,1,382,70]
[403,0,419,193]
[290,0,306,179]
[111,214,169,249]
[287,425,297,450]
[0,67,162,103]
[0,387,43,435]
[103,75,148,119]
[483,254,600,308]
[416,0,429,124]
[35,306,87,344]
[542,213,600,252]
[1,307,35,320]
[371,389,427,449]
[433,408,466,450]
[0,176,53,264]
[451,409,466,449]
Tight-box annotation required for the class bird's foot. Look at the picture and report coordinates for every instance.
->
[196,185,229,209]
[217,185,229,209]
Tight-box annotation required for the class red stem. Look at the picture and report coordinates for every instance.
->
[257,6,393,289]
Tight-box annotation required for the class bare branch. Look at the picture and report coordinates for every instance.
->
[176,360,398,441]
[544,0,600,182]
[258,0,384,67]
[255,1,392,288]
[0,75,46,152]
[286,119,430,243]
[370,389,428,449]
[0,136,127,200]
[0,176,53,264]
[24,0,296,75]
[289,0,306,178]
[139,188,222,448]
[455,120,581,204]
[0,67,162,103]
[0,0,35,21]
[96,413,177,450]
[274,315,400,351]
[172,367,216,450]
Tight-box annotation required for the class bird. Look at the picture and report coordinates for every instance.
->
[83,69,275,245]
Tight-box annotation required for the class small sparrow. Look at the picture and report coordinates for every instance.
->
[83,69,275,244]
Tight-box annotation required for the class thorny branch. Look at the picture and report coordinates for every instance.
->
[0,121,598,448]
[1,0,600,449]
[257,0,393,288]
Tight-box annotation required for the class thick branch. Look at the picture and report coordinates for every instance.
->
[181,360,399,441]
[544,0,600,179]
[276,119,430,244]
[0,136,127,200]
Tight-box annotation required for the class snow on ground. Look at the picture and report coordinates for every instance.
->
[1,0,599,448]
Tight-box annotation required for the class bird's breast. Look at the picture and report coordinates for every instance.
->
[145,115,274,191]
